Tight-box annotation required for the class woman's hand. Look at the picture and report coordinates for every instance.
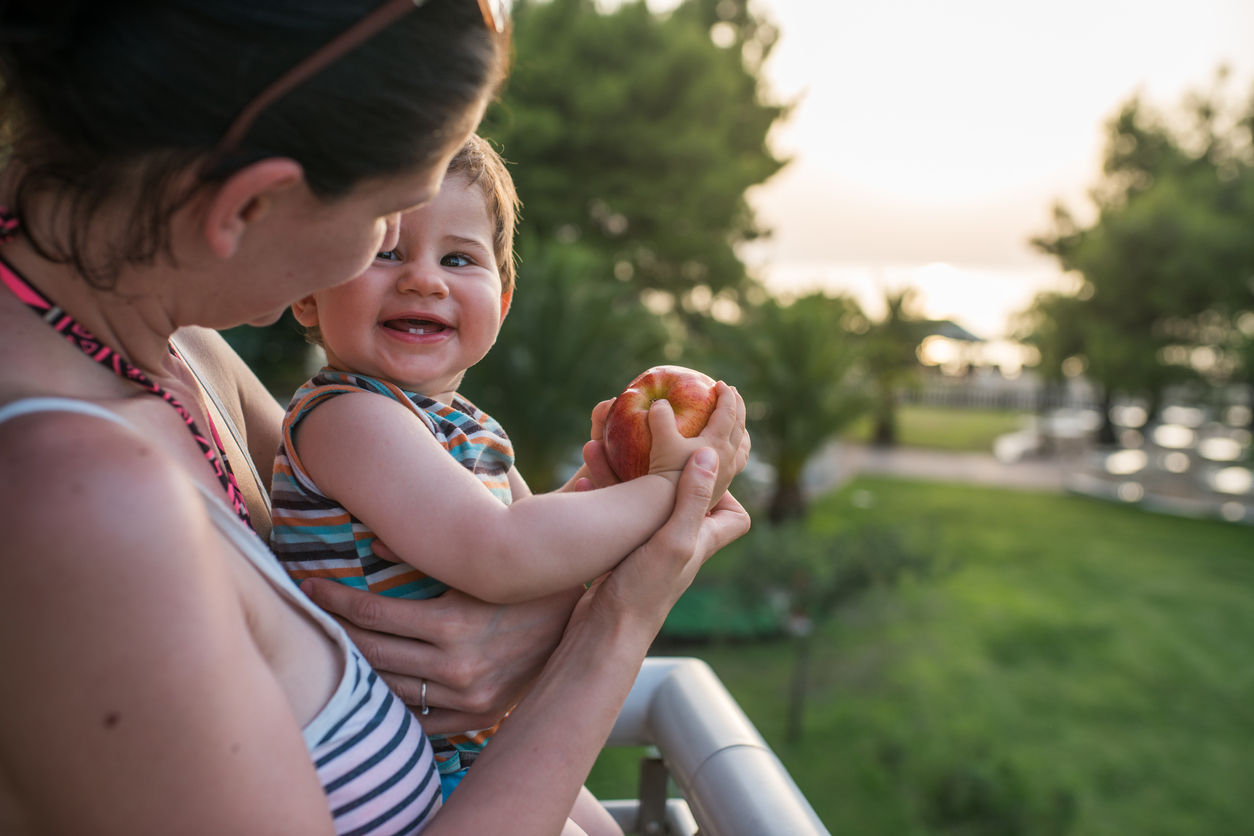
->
[428,448,751,834]
[568,447,751,639]
[300,578,582,735]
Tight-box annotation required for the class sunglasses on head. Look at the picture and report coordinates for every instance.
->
[209,0,508,165]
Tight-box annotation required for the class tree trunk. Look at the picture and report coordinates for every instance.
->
[769,474,806,524]
[873,390,897,447]
[785,632,810,744]
[1146,389,1162,426]
[1096,388,1117,446]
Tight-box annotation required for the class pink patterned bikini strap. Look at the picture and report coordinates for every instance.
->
[0,206,254,530]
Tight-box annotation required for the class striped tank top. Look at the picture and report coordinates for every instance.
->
[0,397,442,834]
[270,370,514,780]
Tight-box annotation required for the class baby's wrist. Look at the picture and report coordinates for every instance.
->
[647,470,683,487]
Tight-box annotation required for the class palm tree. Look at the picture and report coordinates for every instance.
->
[864,289,929,446]
[704,292,868,522]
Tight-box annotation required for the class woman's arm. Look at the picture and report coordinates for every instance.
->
[0,414,335,835]
[426,449,752,833]
[293,384,746,604]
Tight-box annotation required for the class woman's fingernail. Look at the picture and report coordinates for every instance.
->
[694,448,718,472]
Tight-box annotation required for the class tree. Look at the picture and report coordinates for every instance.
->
[1025,74,1254,422]
[220,0,791,502]
[1016,290,1114,440]
[728,521,932,743]
[482,0,786,297]
[864,290,929,447]
[458,0,790,487]
[704,293,868,522]
[459,236,668,491]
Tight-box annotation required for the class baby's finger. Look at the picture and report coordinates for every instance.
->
[574,476,595,492]
[699,381,740,441]
[590,398,615,441]
[647,397,683,444]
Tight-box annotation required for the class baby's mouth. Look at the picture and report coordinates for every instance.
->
[384,318,448,336]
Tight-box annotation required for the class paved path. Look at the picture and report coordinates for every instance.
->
[794,443,1253,525]
[801,442,1069,498]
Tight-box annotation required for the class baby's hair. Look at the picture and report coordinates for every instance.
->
[447,134,520,297]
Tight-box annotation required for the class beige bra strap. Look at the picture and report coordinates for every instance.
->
[170,334,272,514]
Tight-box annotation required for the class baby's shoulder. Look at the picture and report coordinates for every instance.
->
[285,373,435,433]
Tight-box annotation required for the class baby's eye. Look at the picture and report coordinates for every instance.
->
[376,250,401,261]
[441,253,473,268]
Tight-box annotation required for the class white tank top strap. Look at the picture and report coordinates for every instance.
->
[0,396,134,429]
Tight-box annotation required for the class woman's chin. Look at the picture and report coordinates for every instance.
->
[246,308,288,328]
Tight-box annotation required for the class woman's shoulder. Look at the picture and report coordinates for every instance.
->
[0,402,262,715]
[0,403,338,836]
[0,404,221,587]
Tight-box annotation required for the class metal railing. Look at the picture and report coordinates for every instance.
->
[602,657,830,836]
[898,377,1101,413]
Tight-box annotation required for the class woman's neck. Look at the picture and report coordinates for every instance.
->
[0,236,180,378]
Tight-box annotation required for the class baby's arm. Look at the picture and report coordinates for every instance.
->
[292,384,745,604]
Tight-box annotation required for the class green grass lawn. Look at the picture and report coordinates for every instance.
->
[844,405,1028,452]
[589,478,1254,835]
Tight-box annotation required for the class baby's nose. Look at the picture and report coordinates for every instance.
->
[397,263,450,297]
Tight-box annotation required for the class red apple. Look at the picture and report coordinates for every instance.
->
[603,365,719,481]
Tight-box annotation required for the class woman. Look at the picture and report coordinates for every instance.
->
[0,2,750,834]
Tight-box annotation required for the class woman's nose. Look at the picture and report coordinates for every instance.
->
[396,261,449,298]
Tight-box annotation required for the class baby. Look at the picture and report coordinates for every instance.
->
[270,135,747,834]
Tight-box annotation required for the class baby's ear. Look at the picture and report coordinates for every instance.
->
[499,287,513,323]
[290,294,320,327]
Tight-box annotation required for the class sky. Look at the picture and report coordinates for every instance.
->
[706,0,1254,337]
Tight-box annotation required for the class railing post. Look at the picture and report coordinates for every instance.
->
[635,755,669,835]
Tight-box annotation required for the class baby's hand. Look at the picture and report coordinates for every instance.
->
[647,382,749,509]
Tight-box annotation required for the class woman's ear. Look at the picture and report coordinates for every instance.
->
[201,158,306,259]
[290,294,321,328]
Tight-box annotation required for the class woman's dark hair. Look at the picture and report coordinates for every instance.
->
[0,0,508,286]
